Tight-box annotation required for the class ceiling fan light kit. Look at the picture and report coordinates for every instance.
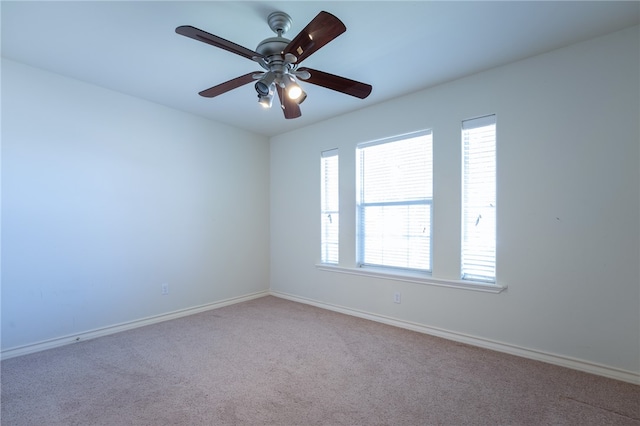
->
[176,10,372,119]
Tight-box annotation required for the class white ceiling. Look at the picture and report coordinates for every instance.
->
[2,1,639,137]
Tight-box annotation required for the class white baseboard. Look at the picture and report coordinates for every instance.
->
[1,290,270,361]
[270,291,640,385]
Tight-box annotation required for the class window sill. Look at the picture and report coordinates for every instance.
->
[315,264,506,293]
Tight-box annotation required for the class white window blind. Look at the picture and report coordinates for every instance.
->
[321,149,339,264]
[357,131,433,272]
[462,115,496,282]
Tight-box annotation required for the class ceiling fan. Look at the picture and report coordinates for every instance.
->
[176,11,372,119]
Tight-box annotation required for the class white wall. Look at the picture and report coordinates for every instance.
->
[1,59,270,351]
[270,27,640,376]
[2,25,638,379]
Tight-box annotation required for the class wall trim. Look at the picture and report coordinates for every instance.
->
[0,290,270,361]
[270,290,639,385]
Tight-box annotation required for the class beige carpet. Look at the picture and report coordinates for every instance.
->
[1,296,638,425]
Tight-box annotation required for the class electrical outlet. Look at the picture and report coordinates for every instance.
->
[161,283,169,295]
[394,292,401,304]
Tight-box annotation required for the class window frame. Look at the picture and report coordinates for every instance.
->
[356,130,433,273]
[320,148,339,265]
[461,114,497,283]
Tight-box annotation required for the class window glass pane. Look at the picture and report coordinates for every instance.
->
[321,150,339,264]
[462,115,496,282]
[357,131,432,272]
[361,135,433,203]
[361,203,431,270]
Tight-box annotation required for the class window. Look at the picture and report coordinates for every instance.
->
[356,131,433,272]
[320,149,339,264]
[462,115,496,282]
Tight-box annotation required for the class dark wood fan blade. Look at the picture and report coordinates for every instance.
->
[176,25,263,61]
[299,68,372,99]
[283,11,346,64]
[198,72,258,98]
[276,85,302,119]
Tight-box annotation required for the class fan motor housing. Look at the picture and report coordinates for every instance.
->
[256,36,290,57]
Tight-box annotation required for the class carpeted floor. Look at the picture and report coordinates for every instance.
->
[1,296,639,425]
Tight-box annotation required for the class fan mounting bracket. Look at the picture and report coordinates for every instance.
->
[267,11,292,36]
